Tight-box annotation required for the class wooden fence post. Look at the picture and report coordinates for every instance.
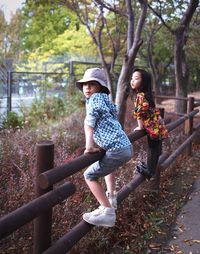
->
[186,97,194,156]
[33,140,54,254]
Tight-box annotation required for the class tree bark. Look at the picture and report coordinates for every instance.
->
[147,33,161,102]
[174,0,199,113]
[115,0,147,126]
[149,0,199,113]
[174,27,189,113]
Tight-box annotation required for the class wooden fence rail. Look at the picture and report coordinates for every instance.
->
[42,153,170,254]
[194,101,200,107]
[160,124,200,171]
[41,111,200,254]
[38,109,199,191]
[0,96,199,254]
[0,182,75,239]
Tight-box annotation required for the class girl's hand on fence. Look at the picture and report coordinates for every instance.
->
[84,147,100,154]
[134,126,143,131]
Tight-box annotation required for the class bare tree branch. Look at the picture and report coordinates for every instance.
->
[180,0,199,29]
[94,0,127,16]
[129,0,147,56]
[126,0,134,52]
[148,3,174,33]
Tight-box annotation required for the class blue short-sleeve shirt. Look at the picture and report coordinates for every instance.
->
[85,93,131,151]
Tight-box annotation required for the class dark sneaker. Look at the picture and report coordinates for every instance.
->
[135,161,152,180]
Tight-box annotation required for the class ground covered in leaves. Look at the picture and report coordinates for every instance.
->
[0,99,200,254]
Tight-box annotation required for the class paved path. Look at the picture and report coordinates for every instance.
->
[166,176,200,253]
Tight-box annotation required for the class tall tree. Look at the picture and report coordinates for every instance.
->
[0,9,8,59]
[149,0,199,113]
[20,0,80,54]
[7,10,24,60]
[21,24,98,72]
[115,0,147,125]
[186,8,200,90]
[61,0,128,101]
[60,0,147,125]
[143,20,174,98]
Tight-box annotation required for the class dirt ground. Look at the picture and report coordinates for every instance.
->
[145,144,200,254]
[166,175,200,254]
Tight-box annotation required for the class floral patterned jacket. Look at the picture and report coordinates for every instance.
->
[133,92,169,140]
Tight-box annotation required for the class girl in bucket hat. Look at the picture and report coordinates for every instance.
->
[76,67,133,227]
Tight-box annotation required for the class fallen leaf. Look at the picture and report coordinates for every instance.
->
[192,240,200,244]
[184,239,193,246]
[149,243,161,249]
[178,227,184,233]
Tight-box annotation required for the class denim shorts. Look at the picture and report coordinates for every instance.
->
[84,144,133,181]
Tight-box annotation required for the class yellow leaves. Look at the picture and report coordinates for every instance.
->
[192,240,200,243]
[148,242,162,249]
[184,239,200,245]
[168,239,200,254]
[169,244,183,253]
[177,222,185,233]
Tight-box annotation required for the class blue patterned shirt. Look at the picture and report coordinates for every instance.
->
[85,93,131,151]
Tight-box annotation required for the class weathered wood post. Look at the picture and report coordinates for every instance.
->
[186,97,194,156]
[33,140,54,254]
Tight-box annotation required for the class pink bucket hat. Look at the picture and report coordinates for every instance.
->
[76,68,110,94]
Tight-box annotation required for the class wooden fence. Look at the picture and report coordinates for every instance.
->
[0,96,200,254]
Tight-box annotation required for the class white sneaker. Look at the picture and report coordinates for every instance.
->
[106,191,117,209]
[83,206,116,227]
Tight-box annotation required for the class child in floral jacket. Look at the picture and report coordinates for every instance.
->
[130,68,169,179]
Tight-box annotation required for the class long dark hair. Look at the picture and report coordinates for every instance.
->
[133,68,155,108]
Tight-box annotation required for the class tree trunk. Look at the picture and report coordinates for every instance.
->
[115,0,148,126]
[147,36,163,104]
[149,0,199,113]
[174,28,189,113]
[174,0,199,113]
[115,38,144,127]
[115,56,134,126]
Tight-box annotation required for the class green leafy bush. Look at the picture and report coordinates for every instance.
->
[1,111,24,131]
[21,83,84,127]
[27,96,66,124]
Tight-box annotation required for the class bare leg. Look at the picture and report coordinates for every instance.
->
[105,172,116,195]
[85,178,112,208]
